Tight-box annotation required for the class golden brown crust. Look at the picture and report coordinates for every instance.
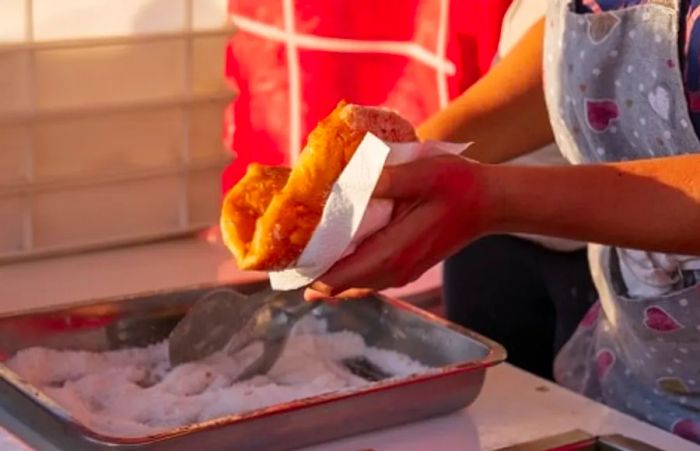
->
[220,164,290,266]
[221,101,417,270]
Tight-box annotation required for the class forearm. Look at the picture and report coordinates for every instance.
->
[485,155,700,254]
[418,17,553,163]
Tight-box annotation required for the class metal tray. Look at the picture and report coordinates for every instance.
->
[0,282,506,451]
[497,429,666,451]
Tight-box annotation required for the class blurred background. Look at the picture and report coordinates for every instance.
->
[0,0,510,264]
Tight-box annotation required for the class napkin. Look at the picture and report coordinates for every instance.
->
[269,133,470,290]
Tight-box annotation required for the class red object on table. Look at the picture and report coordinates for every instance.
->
[222,0,512,193]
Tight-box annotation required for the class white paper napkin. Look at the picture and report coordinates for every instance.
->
[269,132,470,290]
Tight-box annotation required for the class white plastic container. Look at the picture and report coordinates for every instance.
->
[0,0,234,262]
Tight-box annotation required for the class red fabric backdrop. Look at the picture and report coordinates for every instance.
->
[222,0,511,193]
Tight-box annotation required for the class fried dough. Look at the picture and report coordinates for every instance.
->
[221,101,416,270]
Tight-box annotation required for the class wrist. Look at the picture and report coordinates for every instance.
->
[471,162,508,236]
[436,158,506,238]
[476,163,549,237]
[480,164,579,240]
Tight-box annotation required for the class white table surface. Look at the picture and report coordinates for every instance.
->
[0,237,696,450]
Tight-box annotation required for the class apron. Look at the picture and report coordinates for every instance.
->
[544,0,700,442]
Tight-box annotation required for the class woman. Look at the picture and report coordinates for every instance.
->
[442,0,597,382]
[306,0,700,443]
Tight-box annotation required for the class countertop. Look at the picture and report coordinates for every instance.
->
[0,237,696,450]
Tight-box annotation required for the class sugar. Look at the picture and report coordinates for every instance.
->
[6,317,429,438]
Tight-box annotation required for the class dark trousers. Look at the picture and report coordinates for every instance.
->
[443,235,597,380]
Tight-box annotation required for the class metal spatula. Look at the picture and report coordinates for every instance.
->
[168,287,318,380]
[167,288,255,365]
[225,289,318,380]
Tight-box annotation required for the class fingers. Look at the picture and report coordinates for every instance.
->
[309,201,439,298]
[303,286,374,302]
[373,162,429,200]
[310,223,410,296]
[308,155,474,302]
[391,198,417,220]
[372,154,466,200]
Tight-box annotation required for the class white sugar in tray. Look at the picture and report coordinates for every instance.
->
[5,316,430,437]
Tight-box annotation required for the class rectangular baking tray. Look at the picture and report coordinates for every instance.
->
[0,281,506,451]
[496,429,665,451]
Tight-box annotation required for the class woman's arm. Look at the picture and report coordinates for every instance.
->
[306,154,700,299]
[418,17,553,163]
[490,155,700,253]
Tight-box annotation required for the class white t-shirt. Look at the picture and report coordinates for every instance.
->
[495,0,586,252]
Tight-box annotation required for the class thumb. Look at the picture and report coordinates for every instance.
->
[373,160,429,199]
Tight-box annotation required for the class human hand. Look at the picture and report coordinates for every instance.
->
[304,154,494,301]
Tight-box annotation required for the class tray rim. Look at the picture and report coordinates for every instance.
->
[0,282,506,446]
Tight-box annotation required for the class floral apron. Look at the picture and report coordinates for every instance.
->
[544,0,700,442]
